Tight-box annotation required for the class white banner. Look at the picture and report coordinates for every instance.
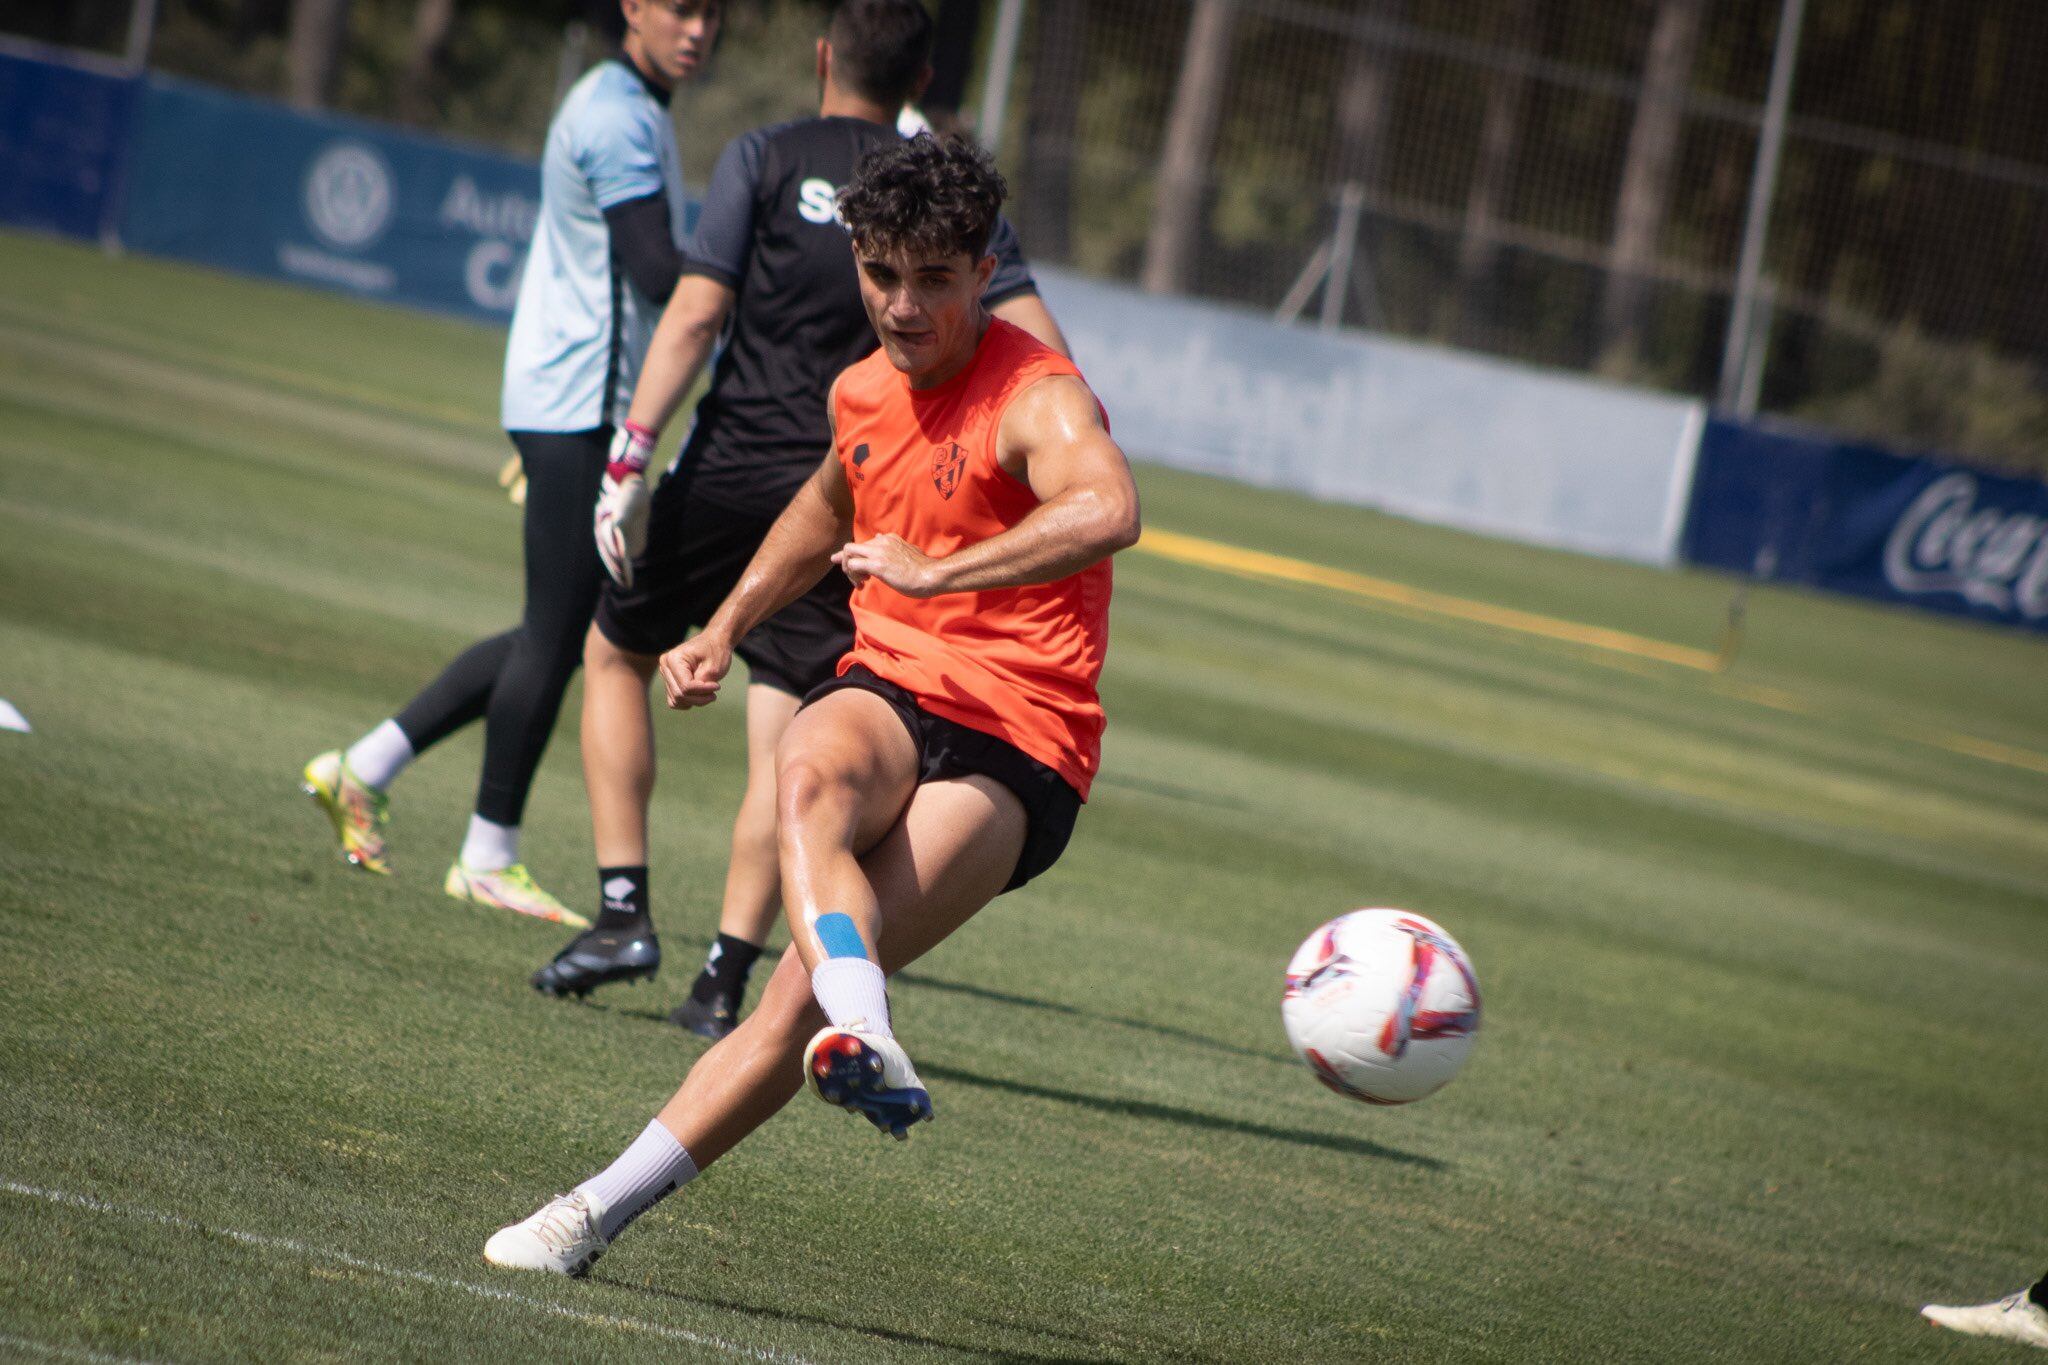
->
[1036,268,1705,565]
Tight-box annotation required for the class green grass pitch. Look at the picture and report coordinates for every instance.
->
[0,228,2043,1363]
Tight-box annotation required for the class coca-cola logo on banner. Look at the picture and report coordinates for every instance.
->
[1883,472,2048,618]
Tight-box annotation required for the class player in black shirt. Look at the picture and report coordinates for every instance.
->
[530,0,1067,1014]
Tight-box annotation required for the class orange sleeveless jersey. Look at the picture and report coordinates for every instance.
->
[831,317,1112,799]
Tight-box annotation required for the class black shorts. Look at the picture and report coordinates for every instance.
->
[594,467,854,697]
[804,666,1082,894]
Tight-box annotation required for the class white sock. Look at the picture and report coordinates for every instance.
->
[459,815,519,872]
[344,720,413,791]
[574,1120,698,1242]
[811,956,892,1037]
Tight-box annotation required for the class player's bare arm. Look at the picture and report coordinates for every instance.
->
[833,373,1140,597]
[596,276,740,587]
[627,274,737,434]
[988,293,1071,358]
[658,438,855,709]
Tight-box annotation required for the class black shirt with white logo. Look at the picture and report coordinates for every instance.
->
[675,116,1037,517]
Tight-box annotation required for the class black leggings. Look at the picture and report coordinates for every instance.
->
[392,428,608,826]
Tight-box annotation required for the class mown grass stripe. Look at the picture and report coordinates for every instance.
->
[1886,721,2048,777]
[1141,527,2048,779]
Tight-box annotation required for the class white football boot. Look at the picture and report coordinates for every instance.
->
[1922,1290,2048,1349]
[803,1024,933,1141]
[483,1191,608,1278]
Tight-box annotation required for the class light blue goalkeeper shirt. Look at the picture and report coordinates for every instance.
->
[501,60,686,432]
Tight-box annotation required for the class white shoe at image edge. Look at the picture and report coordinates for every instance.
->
[1922,1291,2048,1348]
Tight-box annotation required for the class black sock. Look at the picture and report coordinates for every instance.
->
[692,933,763,1003]
[595,866,649,931]
[2029,1273,2048,1310]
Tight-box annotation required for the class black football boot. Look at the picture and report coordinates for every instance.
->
[531,926,661,997]
[668,984,738,1040]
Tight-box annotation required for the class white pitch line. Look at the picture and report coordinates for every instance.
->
[1,1180,813,1364]
[0,1331,161,1365]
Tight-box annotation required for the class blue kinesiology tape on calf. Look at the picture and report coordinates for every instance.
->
[814,912,868,960]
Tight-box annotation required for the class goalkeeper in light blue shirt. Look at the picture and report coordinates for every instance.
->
[302,0,720,923]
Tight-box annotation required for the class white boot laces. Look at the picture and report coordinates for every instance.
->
[529,1194,595,1250]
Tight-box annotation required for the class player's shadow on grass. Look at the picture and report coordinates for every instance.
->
[579,959,1301,1076]
[896,970,1296,1068]
[584,1276,1109,1363]
[920,1061,1444,1168]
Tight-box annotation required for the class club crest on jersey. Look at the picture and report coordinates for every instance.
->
[932,443,966,499]
[850,443,870,483]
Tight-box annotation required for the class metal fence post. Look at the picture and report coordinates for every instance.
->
[552,22,590,115]
[1717,0,1807,414]
[976,0,1028,160]
[1320,182,1365,332]
[125,0,161,68]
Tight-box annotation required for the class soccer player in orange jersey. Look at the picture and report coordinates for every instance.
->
[483,134,1139,1275]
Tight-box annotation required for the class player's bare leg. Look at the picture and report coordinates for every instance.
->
[531,626,663,996]
[776,688,919,956]
[661,776,1019,1155]
[582,624,659,867]
[776,688,1026,1138]
[725,687,800,939]
[673,683,798,1038]
[487,767,1024,1272]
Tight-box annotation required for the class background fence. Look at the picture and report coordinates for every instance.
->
[992,0,2048,478]
[12,0,2048,477]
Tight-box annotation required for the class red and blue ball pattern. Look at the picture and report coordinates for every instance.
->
[1282,909,1481,1105]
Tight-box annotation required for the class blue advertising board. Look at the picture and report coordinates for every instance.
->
[1683,418,2048,634]
[118,75,546,321]
[0,41,138,241]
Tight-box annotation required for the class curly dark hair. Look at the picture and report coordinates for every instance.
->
[837,133,1008,262]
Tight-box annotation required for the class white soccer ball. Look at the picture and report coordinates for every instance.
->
[1281,909,1481,1105]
